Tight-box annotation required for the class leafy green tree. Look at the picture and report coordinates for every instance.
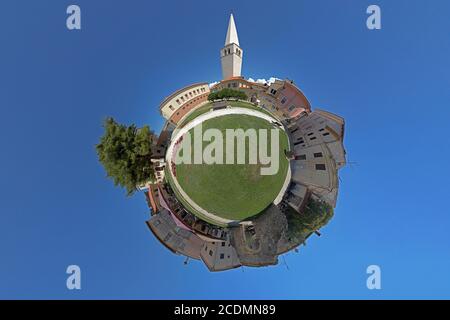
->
[208,91,217,101]
[298,197,334,231]
[285,196,334,242]
[208,88,248,101]
[285,206,312,243]
[96,117,155,196]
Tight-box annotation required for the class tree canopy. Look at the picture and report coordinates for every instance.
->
[285,196,334,242]
[96,117,155,196]
[298,197,334,231]
[208,88,248,101]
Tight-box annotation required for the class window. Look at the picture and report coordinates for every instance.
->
[163,233,172,242]
[176,99,180,105]
[296,154,306,160]
[270,89,277,95]
[314,152,323,158]
[315,164,326,171]
[307,132,314,136]
[288,105,296,111]
[209,250,213,256]
[168,105,174,111]
[280,97,287,104]
[220,253,225,259]
[323,132,330,136]
[310,137,317,141]
[221,242,225,247]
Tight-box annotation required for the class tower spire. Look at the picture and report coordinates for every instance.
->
[225,13,239,46]
[221,14,243,79]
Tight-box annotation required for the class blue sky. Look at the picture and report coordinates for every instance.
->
[1,0,449,299]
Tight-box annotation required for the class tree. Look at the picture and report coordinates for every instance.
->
[208,88,248,101]
[96,117,155,196]
[285,196,334,242]
[298,197,334,232]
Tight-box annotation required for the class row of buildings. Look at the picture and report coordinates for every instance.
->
[159,77,311,127]
[142,14,346,271]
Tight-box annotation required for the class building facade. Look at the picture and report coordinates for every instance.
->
[159,83,210,125]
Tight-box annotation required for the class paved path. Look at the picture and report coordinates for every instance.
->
[165,106,292,226]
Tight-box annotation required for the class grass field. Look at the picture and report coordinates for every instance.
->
[164,167,227,227]
[173,113,289,221]
[178,100,275,127]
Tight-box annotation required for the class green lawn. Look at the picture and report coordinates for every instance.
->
[164,167,227,227]
[173,114,289,221]
[178,100,275,127]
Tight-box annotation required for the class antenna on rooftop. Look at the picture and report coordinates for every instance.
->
[282,255,290,271]
[346,157,359,169]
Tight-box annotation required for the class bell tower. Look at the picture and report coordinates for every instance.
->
[221,14,243,79]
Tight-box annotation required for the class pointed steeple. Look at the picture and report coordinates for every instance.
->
[221,13,243,79]
[225,14,239,46]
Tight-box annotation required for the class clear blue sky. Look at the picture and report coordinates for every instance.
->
[1,0,449,299]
